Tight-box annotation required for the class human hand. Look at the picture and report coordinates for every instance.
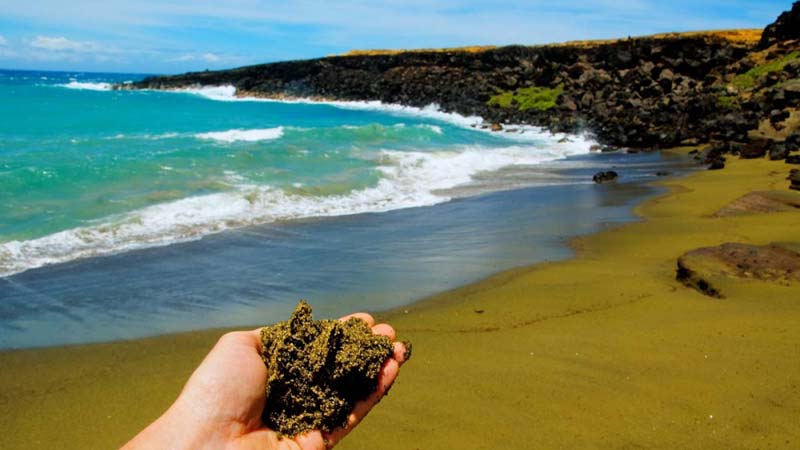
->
[122,313,408,450]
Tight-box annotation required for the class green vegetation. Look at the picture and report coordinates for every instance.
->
[731,50,800,90]
[715,94,741,110]
[487,84,564,111]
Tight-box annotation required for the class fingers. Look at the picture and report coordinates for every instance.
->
[322,357,400,448]
[371,323,395,341]
[338,312,374,327]
[393,341,409,365]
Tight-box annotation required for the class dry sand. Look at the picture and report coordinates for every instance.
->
[1,155,799,449]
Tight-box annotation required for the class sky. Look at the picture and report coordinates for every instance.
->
[0,0,792,74]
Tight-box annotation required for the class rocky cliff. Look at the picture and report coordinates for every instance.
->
[125,3,800,162]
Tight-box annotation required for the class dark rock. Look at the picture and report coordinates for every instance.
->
[676,257,723,298]
[790,169,800,190]
[656,171,671,176]
[739,140,770,159]
[769,142,789,160]
[783,79,800,101]
[786,155,800,164]
[770,109,790,124]
[759,1,800,49]
[491,122,503,132]
[787,133,800,151]
[593,171,619,183]
[708,159,726,170]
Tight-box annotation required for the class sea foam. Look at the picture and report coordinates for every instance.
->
[180,85,588,145]
[60,81,112,91]
[195,127,285,142]
[0,137,590,277]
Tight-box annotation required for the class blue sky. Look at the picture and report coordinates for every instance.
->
[0,0,791,74]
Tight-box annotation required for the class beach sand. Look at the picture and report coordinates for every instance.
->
[2,155,799,449]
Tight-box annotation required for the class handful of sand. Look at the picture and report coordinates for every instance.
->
[259,301,395,437]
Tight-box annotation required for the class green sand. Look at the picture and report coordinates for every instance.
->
[260,301,394,436]
[2,156,800,449]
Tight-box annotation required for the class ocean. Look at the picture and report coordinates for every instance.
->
[0,69,691,348]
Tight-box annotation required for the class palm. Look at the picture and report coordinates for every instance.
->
[168,313,404,450]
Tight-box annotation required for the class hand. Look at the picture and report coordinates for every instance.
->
[122,313,408,450]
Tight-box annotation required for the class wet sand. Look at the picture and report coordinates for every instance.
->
[2,155,800,449]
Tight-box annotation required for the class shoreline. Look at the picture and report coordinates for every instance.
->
[2,153,800,449]
[0,168,668,351]
[0,163,668,350]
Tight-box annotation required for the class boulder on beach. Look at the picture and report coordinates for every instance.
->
[677,243,800,298]
[790,169,800,190]
[592,171,619,184]
[713,190,800,216]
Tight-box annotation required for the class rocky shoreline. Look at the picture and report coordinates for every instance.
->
[123,3,800,168]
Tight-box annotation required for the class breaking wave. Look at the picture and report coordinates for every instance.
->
[0,138,590,276]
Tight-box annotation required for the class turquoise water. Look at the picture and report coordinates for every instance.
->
[0,69,697,348]
[0,69,593,276]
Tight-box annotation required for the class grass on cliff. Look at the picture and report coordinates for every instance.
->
[715,94,741,110]
[732,50,800,90]
[487,85,564,111]
[341,46,495,56]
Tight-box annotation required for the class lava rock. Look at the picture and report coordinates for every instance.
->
[790,169,800,190]
[769,142,789,161]
[593,171,619,183]
[787,132,800,151]
[759,1,800,49]
[739,140,769,159]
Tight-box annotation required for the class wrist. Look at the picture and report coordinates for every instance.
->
[123,396,231,450]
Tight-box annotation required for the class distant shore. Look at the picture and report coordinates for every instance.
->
[2,151,799,449]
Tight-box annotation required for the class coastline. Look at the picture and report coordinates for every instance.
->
[2,153,800,449]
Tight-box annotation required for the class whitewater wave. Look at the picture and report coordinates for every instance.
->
[196,127,285,143]
[183,84,483,127]
[0,139,590,277]
[59,81,112,91]
[176,85,584,144]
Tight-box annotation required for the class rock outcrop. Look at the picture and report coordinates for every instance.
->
[759,1,800,49]
[120,5,800,163]
[677,243,800,298]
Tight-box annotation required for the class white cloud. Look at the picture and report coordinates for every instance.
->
[170,54,195,62]
[0,35,8,46]
[30,36,103,52]
[168,52,222,63]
